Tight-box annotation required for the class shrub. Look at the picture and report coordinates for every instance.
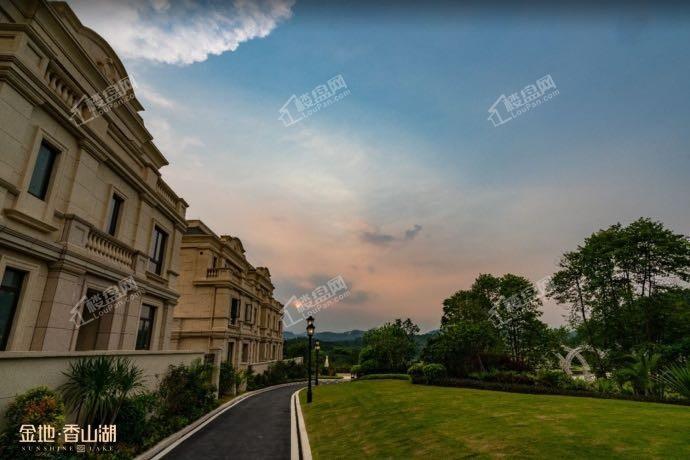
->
[563,378,593,392]
[157,359,217,421]
[219,361,236,396]
[60,356,144,425]
[423,363,447,384]
[0,387,65,458]
[407,363,426,384]
[350,364,362,377]
[470,370,536,386]
[425,378,690,406]
[115,392,158,446]
[358,374,410,381]
[535,369,569,388]
[359,359,379,376]
[594,378,619,394]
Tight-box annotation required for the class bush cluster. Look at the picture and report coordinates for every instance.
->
[406,363,447,384]
[422,377,690,406]
[0,387,65,459]
[357,374,410,381]
[247,360,307,390]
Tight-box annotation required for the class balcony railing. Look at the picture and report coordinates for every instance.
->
[85,228,136,270]
[206,267,234,278]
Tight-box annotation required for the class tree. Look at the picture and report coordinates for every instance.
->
[548,218,690,369]
[430,273,553,375]
[358,318,419,373]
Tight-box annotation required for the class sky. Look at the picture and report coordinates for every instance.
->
[67,0,690,333]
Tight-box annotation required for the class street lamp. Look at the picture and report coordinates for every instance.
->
[306,316,315,403]
[315,340,321,386]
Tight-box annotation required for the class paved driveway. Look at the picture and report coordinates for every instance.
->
[164,383,306,460]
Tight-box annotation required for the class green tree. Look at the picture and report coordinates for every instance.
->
[358,318,419,373]
[548,218,690,370]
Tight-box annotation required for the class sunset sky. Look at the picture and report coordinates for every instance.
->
[68,0,690,332]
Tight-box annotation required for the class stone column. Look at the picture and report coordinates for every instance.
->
[30,260,85,351]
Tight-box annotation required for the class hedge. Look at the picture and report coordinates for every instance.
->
[357,374,410,381]
[418,377,690,406]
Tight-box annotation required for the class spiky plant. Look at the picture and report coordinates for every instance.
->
[60,356,144,425]
[657,362,690,400]
[614,351,661,396]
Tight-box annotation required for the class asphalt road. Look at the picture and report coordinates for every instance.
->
[165,383,306,460]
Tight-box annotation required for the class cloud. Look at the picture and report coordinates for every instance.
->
[67,0,295,65]
[135,81,177,109]
[360,230,396,246]
[404,224,423,240]
[360,225,424,246]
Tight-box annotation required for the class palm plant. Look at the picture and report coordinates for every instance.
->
[656,362,690,400]
[614,351,661,396]
[60,356,144,425]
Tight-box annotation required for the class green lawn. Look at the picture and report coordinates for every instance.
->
[300,380,690,459]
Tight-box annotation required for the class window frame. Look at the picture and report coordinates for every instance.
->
[106,192,125,237]
[148,226,168,275]
[241,343,249,363]
[0,267,26,351]
[27,141,60,200]
[135,304,156,350]
[229,298,240,325]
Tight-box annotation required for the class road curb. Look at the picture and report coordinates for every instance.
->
[137,381,306,460]
[291,388,312,460]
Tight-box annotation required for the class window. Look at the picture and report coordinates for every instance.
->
[75,289,106,351]
[211,255,218,269]
[106,193,124,236]
[230,298,240,325]
[227,342,235,363]
[241,343,249,362]
[28,142,59,200]
[148,226,168,275]
[245,303,252,323]
[135,304,156,350]
[0,268,25,350]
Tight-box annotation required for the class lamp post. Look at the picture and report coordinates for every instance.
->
[315,340,321,386]
[306,316,315,403]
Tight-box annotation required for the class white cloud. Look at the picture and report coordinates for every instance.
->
[67,0,295,65]
[134,80,177,109]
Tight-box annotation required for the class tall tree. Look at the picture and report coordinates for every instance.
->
[548,218,690,367]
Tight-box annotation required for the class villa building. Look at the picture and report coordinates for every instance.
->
[172,220,284,370]
[0,0,205,414]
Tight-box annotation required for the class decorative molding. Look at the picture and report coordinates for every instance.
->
[0,176,19,195]
[3,208,58,233]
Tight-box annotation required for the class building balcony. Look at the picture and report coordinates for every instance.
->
[60,214,151,275]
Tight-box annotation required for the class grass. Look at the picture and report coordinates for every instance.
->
[300,380,690,459]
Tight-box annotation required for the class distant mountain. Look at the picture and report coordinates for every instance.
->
[283,329,366,342]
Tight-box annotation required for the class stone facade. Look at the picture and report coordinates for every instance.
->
[172,220,284,369]
[0,0,188,353]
